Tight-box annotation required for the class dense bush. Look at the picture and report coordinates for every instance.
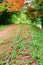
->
[7,11,20,24]
[0,0,25,24]
[0,10,12,24]
[26,0,43,28]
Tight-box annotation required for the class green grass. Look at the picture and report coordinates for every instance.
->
[11,24,43,65]
[0,41,4,45]
[27,24,43,65]
[0,50,4,55]
[0,24,43,65]
[0,25,8,31]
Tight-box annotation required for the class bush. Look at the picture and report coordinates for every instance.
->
[0,10,12,24]
[0,0,25,24]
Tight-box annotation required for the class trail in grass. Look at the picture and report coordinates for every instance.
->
[0,24,21,56]
[0,24,42,65]
[0,24,16,40]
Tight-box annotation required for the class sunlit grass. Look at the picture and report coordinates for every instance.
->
[0,25,8,31]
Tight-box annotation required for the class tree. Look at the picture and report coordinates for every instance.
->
[26,0,43,28]
[0,0,25,24]
[1,0,25,12]
[0,0,3,3]
[31,0,43,28]
[38,1,43,28]
[26,5,37,23]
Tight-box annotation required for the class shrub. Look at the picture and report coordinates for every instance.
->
[0,0,25,24]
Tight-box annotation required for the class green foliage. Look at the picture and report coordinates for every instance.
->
[7,11,31,24]
[28,24,43,65]
[0,41,4,45]
[26,0,43,28]
[7,14,18,24]
[11,40,26,60]
[0,4,6,12]
[0,11,12,24]
[0,50,3,55]
[11,46,17,60]
[16,12,31,24]
[0,25,7,31]
[19,51,24,55]
[0,0,3,3]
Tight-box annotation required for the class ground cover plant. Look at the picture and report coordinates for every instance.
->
[0,25,8,31]
[0,24,43,65]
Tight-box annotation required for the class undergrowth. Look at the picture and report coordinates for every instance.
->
[0,24,43,65]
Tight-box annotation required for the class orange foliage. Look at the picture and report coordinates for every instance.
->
[2,0,25,12]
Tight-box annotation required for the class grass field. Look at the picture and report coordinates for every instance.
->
[0,24,43,65]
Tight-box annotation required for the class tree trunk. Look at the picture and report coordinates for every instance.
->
[41,21,43,28]
[41,17,43,28]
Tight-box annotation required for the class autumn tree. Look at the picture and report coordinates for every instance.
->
[0,0,25,24]
[1,0,25,12]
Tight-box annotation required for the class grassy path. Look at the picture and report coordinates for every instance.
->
[0,25,16,40]
[0,24,43,65]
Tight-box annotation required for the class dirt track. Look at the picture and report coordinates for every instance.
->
[0,25,15,40]
[0,24,37,65]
